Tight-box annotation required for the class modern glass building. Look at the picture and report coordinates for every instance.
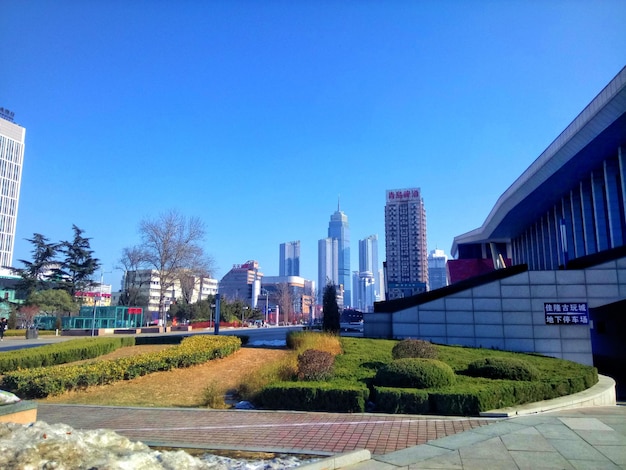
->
[427,249,449,290]
[0,109,25,269]
[384,188,428,299]
[279,240,300,276]
[327,205,351,306]
[317,237,338,305]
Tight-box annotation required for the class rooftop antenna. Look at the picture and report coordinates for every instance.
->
[337,195,341,212]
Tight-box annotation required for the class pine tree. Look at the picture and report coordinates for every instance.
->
[11,233,59,298]
[57,225,100,296]
[322,282,340,334]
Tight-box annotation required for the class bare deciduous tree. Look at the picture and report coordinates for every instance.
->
[118,247,149,306]
[276,282,293,325]
[133,210,214,324]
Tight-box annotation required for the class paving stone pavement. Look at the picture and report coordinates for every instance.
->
[37,404,626,469]
[341,405,626,470]
[36,404,492,456]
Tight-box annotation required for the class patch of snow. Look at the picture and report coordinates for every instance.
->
[247,340,286,347]
[0,421,316,469]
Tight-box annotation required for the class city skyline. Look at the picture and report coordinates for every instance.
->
[2,2,624,291]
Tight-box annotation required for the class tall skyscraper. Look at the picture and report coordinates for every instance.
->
[384,188,428,299]
[327,203,351,306]
[428,249,449,290]
[279,240,300,276]
[353,234,381,312]
[0,109,25,269]
[318,237,338,304]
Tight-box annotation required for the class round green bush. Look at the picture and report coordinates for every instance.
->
[392,339,438,360]
[466,357,540,381]
[374,358,456,389]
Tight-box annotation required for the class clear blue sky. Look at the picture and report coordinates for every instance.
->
[2,1,625,292]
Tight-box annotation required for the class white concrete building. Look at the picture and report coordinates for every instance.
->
[0,109,25,268]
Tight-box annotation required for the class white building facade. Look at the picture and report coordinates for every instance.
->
[0,109,25,269]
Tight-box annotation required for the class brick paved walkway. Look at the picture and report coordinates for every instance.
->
[37,404,493,456]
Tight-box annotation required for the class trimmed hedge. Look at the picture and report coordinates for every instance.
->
[374,386,429,414]
[258,382,368,412]
[2,335,241,399]
[374,358,456,389]
[392,339,438,360]
[0,337,136,373]
[466,357,540,381]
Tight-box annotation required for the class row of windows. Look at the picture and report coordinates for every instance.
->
[0,137,24,165]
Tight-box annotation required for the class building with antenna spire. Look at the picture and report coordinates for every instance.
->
[319,198,351,306]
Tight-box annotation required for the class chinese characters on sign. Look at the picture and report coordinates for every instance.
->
[544,302,589,325]
[387,188,420,202]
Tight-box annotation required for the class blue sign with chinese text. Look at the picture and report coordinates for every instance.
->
[544,302,589,325]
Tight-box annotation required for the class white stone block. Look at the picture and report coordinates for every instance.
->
[420,324,446,337]
[446,311,474,324]
[561,339,592,353]
[502,298,532,312]
[471,283,501,297]
[533,325,561,339]
[473,298,502,311]
[556,284,587,298]
[535,339,562,353]
[475,324,504,338]
[501,284,531,298]
[445,297,473,311]
[585,269,618,284]
[418,311,443,323]
[586,284,619,298]
[474,311,503,324]
[502,311,533,325]
[504,325,533,338]
[504,338,535,352]
[556,271,585,284]
[529,271,556,284]
[530,284,557,298]
[447,324,473,337]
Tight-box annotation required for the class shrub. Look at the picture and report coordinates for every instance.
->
[286,331,342,355]
[374,386,429,414]
[374,358,456,389]
[297,349,335,381]
[258,382,368,412]
[466,357,540,381]
[392,339,438,360]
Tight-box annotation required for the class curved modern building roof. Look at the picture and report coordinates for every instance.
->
[452,67,626,258]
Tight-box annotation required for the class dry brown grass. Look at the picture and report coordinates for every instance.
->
[38,346,291,408]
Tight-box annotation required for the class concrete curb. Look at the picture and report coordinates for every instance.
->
[480,374,616,417]
[297,449,372,470]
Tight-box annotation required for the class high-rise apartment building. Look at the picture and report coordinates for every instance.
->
[0,108,25,269]
[318,237,338,304]
[327,204,351,306]
[279,240,300,276]
[384,188,428,299]
[427,249,449,290]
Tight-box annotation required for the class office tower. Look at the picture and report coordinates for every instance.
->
[428,249,449,290]
[279,240,300,276]
[327,203,351,306]
[354,234,381,312]
[218,260,263,308]
[318,237,338,305]
[0,108,25,269]
[384,188,428,299]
